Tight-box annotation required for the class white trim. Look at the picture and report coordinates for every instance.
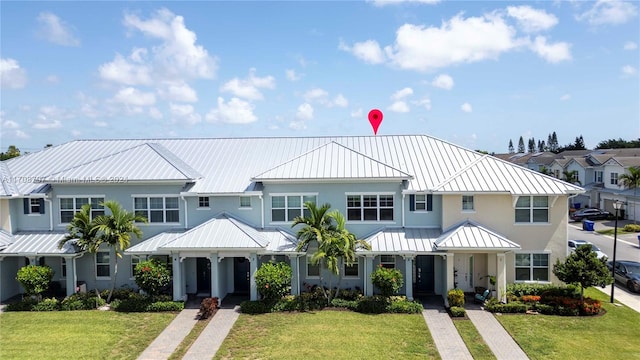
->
[133,195,180,224]
[345,191,395,196]
[58,195,106,224]
[270,193,317,223]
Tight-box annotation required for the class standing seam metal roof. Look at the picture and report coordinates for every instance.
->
[435,221,521,250]
[0,232,78,255]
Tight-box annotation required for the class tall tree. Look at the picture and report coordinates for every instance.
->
[0,145,21,161]
[517,136,525,153]
[574,135,586,150]
[619,166,640,223]
[553,245,613,303]
[550,132,559,152]
[528,138,536,153]
[596,138,640,149]
[508,139,514,154]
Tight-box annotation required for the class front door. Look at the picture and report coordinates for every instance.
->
[414,255,435,294]
[455,254,474,292]
[196,258,211,295]
[234,257,250,294]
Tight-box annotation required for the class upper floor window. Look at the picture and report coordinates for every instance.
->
[23,198,44,215]
[610,172,618,185]
[515,196,548,223]
[198,196,210,208]
[410,194,432,212]
[239,196,251,208]
[60,197,104,223]
[594,171,603,183]
[271,194,316,222]
[347,194,394,221]
[553,170,560,178]
[462,195,474,211]
[134,196,179,223]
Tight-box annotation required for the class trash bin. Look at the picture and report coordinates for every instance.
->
[574,203,581,209]
[637,235,640,248]
[582,220,594,231]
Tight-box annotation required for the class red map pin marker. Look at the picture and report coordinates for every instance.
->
[368,109,383,135]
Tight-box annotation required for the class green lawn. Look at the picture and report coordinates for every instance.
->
[497,288,640,360]
[453,319,495,360]
[214,311,440,360]
[0,311,175,360]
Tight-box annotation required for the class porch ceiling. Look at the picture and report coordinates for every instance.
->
[0,231,78,256]
[435,220,521,251]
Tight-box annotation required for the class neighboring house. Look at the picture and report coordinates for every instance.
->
[0,136,583,305]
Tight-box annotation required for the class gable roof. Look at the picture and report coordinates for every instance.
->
[365,227,441,253]
[435,221,520,250]
[0,232,78,256]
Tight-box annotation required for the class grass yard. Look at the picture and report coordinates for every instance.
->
[497,288,640,360]
[0,311,175,360]
[214,311,440,360]
[453,319,495,360]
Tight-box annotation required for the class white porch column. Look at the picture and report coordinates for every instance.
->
[0,257,3,303]
[444,253,455,306]
[210,253,219,300]
[65,256,77,297]
[249,253,258,301]
[404,255,414,300]
[288,255,300,295]
[364,256,374,296]
[497,253,507,303]
[172,253,183,301]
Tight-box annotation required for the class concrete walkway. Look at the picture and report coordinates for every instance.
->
[596,285,640,313]
[183,305,240,360]
[466,309,528,360]
[421,298,473,360]
[137,307,200,360]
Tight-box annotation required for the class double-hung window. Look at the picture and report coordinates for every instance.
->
[594,171,603,183]
[271,194,316,222]
[380,255,395,269]
[515,196,548,223]
[96,250,110,279]
[515,253,549,282]
[60,197,105,223]
[344,259,359,278]
[134,196,179,223]
[131,256,141,279]
[239,196,251,209]
[462,195,474,211]
[346,194,394,221]
[307,257,320,278]
[24,198,44,215]
[610,173,618,185]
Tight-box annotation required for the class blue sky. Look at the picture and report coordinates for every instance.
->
[1,0,638,153]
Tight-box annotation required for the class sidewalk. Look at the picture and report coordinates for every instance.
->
[596,285,640,313]
[182,305,240,360]
[466,308,529,360]
[421,303,472,360]
[137,307,200,360]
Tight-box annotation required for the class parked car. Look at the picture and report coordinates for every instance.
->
[568,240,608,259]
[570,208,610,222]
[607,260,640,293]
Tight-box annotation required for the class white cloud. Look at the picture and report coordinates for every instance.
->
[560,93,571,101]
[391,87,414,100]
[529,36,572,63]
[32,119,62,129]
[389,101,410,113]
[285,69,303,81]
[506,6,559,33]
[99,53,153,86]
[159,82,197,102]
[45,75,60,84]
[624,41,638,50]
[576,0,638,25]
[15,130,30,139]
[112,87,156,106]
[296,103,314,120]
[1,58,27,89]
[2,120,19,129]
[333,94,349,108]
[414,97,432,110]
[94,121,108,127]
[149,107,163,119]
[206,97,257,124]
[220,68,275,101]
[339,39,386,64]
[303,88,347,107]
[77,92,100,118]
[431,74,454,90]
[461,103,473,112]
[350,108,363,118]
[36,12,80,46]
[622,65,638,76]
[371,0,440,6]
[169,103,201,125]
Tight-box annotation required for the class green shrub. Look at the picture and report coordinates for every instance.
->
[335,288,363,301]
[623,224,640,232]
[371,266,404,297]
[240,300,271,314]
[450,306,466,317]
[146,301,184,312]
[507,283,557,297]
[272,296,299,312]
[111,293,150,312]
[32,297,60,311]
[199,297,219,319]
[534,303,555,315]
[16,265,54,298]
[388,299,423,314]
[330,298,359,311]
[485,302,528,313]
[5,298,38,311]
[60,292,106,310]
[297,288,327,311]
[134,259,171,297]
[255,261,292,303]
[356,295,390,314]
[447,288,465,307]
[100,287,136,301]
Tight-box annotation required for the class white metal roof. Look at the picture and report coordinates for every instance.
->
[126,230,186,254]
[433,155,584,195]
[0,162,19,196]
[0,229,13,249]
[0,232,78,256]
[435,221,521,250]
[365,227,441,253]
[263,230,300,253]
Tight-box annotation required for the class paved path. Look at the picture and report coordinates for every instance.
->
[596,285,640,313]
[137,308,201,360]
[421,307,473,360]
[466,309,528,360]
[183,306,240,360]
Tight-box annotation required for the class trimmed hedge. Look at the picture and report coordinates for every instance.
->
[240,294,423,314]
[450,306,466,317]
[485,302,528,313]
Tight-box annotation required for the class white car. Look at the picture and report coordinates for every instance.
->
[568,240,608,259]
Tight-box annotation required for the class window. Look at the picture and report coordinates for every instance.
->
[96,251,110,278]
[344,259,359,278]
[380,255,395,269]
[553,170,560,178]
[307,257,320,278]
[515,253,549,282]
[515,196,548,223]
[61,258,67,278]
[271,194,316,222]
[610,172,618,185]
[198,196,210,208]
[347,194,394,221]
[60,197,104,223]
[239,196,251,208]
[462,195,474,211]
[594,171,603,183]
[134,196,179,223]
[410,194,432,212]
[131,256,140,278]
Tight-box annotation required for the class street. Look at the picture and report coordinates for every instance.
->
[568,223,640,298]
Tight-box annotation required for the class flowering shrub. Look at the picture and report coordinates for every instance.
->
[580,298,602,315]
[521,295,541,303]
[255,261,292,302]
[134,259,171,297]
[199,297,219,319]
[371,266,404,297]
[447,288,465,307]
[16,265,54,299]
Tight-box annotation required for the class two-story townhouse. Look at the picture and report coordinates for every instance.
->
[0,136,583,305]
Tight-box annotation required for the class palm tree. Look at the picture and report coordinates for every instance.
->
[619,166,640,224]
[562,170,581,185]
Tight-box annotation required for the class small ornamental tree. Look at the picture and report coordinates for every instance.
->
[255,261,292,302]
[553,245,613,302]
[134,259,171,297]
[16,265,54,300]
[371,265,404,297]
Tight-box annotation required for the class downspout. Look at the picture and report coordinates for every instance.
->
[259,195,264,229]
[45,198,53,231]
[181,195,188,229]
[401,194,406,228]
